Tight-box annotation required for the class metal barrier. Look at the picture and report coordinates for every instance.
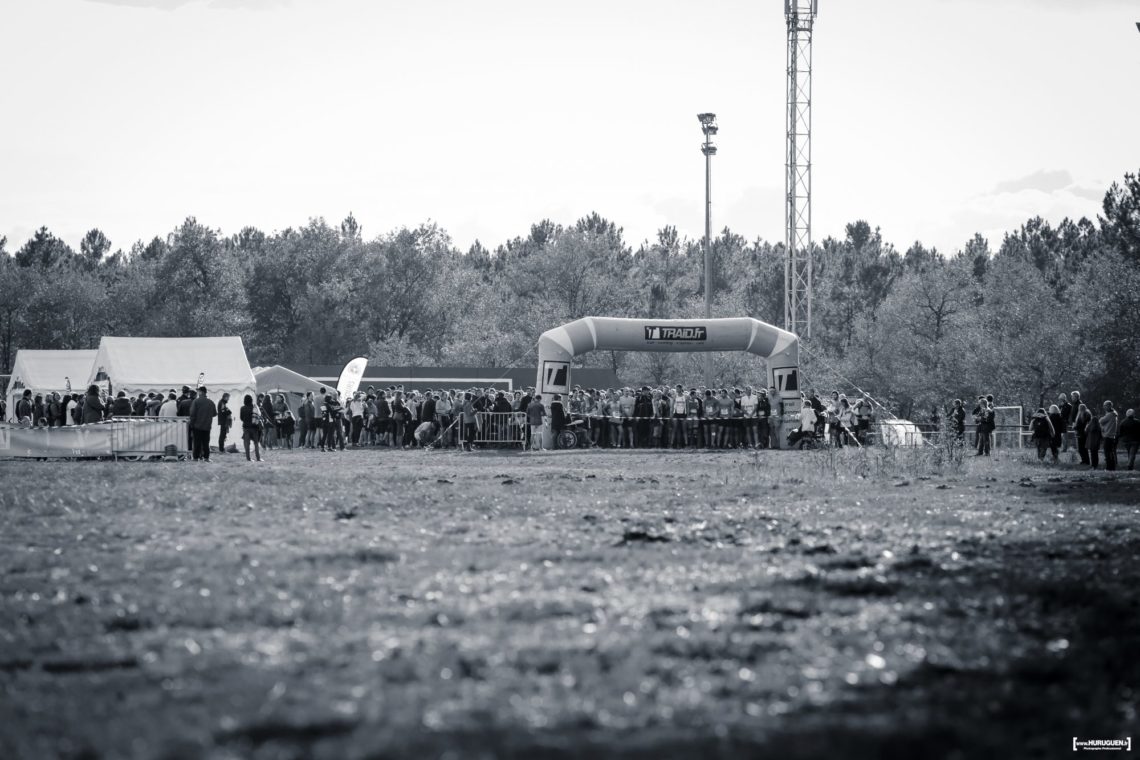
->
[468,412,527,448]
[108,417,190,459]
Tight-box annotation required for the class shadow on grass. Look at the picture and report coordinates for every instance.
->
[345,534,1140,760]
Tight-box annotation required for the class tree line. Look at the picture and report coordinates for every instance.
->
[2,169,1138,420]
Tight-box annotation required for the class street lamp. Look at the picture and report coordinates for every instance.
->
[698,112,718,387]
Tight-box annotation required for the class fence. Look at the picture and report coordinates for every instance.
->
[108,417,190,459]
[0,417,189,460]
[468,412,527,448]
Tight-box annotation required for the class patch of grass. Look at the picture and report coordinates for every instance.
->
[0,450,1137,758]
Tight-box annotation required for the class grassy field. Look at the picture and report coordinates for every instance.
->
[1,445,1138,759]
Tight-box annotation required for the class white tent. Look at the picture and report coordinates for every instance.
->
[5,350,97,422]
[87,337,256,436]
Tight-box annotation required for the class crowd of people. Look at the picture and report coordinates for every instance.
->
[248,384,873,453]
[2,382,1137,470]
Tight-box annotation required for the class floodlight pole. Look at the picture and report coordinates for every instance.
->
[698,113,718,387]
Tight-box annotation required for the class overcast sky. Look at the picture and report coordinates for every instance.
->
[2,0,1138,256]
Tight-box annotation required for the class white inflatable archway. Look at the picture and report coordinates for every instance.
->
[536,316,801,443]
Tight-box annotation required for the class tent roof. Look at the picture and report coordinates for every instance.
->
[6,350,97,397]
[254,365,322,394]
[87,336,256,394]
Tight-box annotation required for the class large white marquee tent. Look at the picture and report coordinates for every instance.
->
[4,349,97,422]
[87,336,257,436]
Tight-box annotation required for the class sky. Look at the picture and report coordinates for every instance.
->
[1,0,1138,256]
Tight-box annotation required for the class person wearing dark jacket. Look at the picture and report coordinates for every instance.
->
[1047,404,1064,459]
[550,394,569,448]
[81,386,106,424]
[323,390,346,451]
[1029,408,1057,463]
[188,386,217,461]
[1057,394,1073,452]
[239,394,263,462]
[1085,412,1103,470]
[1120,409,1140,471]
[14,389,33,425]
[975,402,995,456]
[216,393,233,454]
[111,391,134,417]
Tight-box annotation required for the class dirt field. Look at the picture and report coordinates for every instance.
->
[1,446,1138,759]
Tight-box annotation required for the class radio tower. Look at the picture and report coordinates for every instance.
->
[784,0,817,338]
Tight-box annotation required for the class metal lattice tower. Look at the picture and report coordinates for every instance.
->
[784,0,817,339]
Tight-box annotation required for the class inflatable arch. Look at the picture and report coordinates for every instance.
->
[535,317,802,444]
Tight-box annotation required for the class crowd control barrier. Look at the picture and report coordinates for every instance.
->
[107,417,190,460]
[470,412,527,448]
[0,418,189,460]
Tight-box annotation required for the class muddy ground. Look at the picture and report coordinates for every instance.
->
[1,446,1137,759]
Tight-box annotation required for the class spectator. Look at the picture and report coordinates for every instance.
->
[1119,409,1139,471]
[950,398,966,442]
[158,392,179,417]
[1086,411,1103,470]
[81,385,105,424]
[32,394,46,426]
[550,393,568,448]
[111,391,133,417]
[299,391,314,448]
[1047,404,1064,459]
[146,392,163,417]
[1100,401,1119,471]
[239,394,263,462]
[619,388,636,448]
[1069,390,1082,451]
[1029,408,1057,463]
[217,392,233,454]
[975,401,994,456]
[15,389,33,426]
[132,393,147,417]
[188,385,217,461]
[461,392,477,451]
[348,391,366,446]
[527,393,546,451]
[323,390,346,451]
[1072,403,1092,465]
[1057,393,1073,452]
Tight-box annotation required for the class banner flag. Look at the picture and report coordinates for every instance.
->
[336,357,368,399]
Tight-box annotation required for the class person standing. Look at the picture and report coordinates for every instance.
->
[216,392,233,454]
[1100,401,1119,471]
[1119,409,1140,471]
[1047,404,1064,461]
[527,394,546,451]
[758,389,772,449]
[323,390,346,451]
[1057,393,1073,452]
[950,399,966,443]
[188,386,217,461]
[1029,408,1057,463]
[975,401,994,456]
[81,385,105,424]
[1085,411,1103,470]
[159,392,179,417]
[239,394,263,462]
[1072,403,1092,465]
[348,391,366,447]
[461,392,478,450]
[298,391,313,448]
